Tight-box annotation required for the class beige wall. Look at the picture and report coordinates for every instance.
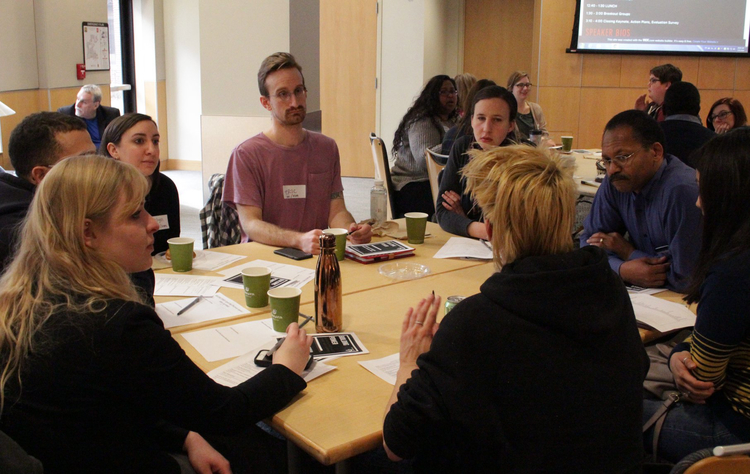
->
[0,0,111,167]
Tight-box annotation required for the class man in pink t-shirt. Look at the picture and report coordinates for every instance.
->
[223,52,371,254]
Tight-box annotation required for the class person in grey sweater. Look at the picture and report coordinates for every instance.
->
[390,75,458,218]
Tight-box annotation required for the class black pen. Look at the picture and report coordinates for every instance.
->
[177,296,202,316]
[480,239,492,250]
[267,314,314,357]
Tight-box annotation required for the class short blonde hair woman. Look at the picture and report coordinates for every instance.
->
[383,146,648,472]
[0,156,312,473]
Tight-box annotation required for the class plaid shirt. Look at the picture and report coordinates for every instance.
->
[199,173,241,248]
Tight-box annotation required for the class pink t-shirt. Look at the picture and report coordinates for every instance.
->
[223,131,344,242]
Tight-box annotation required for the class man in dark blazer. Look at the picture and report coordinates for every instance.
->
[660,81,715,169]
[57,84,120,149]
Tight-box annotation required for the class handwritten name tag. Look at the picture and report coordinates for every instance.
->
[283,185,306,199]
[154,215,170,231]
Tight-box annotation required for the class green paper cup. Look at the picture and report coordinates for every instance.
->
[561,136,574,152]
[405,212,428,244]
[268,287,302,333]
[167,237,194,272]
[323,228,348,261]
[242,267,272,308]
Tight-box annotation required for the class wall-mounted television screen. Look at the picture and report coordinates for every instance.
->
[568,0,750,56]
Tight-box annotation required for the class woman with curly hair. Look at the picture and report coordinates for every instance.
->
[390,75,459,218]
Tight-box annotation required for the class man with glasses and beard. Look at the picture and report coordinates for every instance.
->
[223,52,371,254]
[580,110,702,291]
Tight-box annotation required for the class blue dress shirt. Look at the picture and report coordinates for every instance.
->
[580,154,702,292]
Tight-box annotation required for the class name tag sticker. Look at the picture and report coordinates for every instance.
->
[154,215,170,231]
[283,185,306,199]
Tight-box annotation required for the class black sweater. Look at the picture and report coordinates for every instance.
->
[0,299,306,473]
[384,246,648,473]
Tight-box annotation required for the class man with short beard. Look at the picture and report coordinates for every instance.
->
[580,110,701,292]
[223,52,371,254]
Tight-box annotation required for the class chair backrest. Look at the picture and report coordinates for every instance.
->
[425,148,448,208]
[369,132,397,220]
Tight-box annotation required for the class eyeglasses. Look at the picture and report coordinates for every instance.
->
[709,110,733,122]
[271,85,307,102]
[439,89,458,97]
[648,77,661,84]
[597,150,638,168]
[515,83,533,89]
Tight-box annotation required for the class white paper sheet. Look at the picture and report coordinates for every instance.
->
[191,251,246,271]
[217,260,314,290]
[182,319,277,362]
[208,349,336,386]
[630,293,696,332]
[152,250,246,272]
[626,284,667,295]
[155,293,249,329]
[153,274,222,296]
[359,353,400,385]
[432,237,492,260]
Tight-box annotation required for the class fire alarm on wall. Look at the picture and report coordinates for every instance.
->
[77,63,86,80]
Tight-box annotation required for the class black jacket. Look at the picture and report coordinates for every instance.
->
[57,103,121,140]
[0,171,34,272]
[661,118,716,168]
[0,299,306,473]
[384,246,649,473]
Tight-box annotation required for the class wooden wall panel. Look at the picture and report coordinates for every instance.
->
[581,55,621,88]
[736,61,750,90]
[538,0,580,87]
[463,0,534,86]
[697,57,736,90]
[320,0,376,178]
[578,88,639,148]
[538,86,579,143]
[620,56,660,88]
[0,90,42,169]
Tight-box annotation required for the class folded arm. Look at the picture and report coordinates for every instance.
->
[236,203,322,254]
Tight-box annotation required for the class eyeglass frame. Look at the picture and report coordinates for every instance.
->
[709,110,733,122]
[597,150,638,168]
[514,82,533,89]
[269,85,307,102]
[439,88,458,97]
[648,77,661,84]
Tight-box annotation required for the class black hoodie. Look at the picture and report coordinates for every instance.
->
[385,246,648,473]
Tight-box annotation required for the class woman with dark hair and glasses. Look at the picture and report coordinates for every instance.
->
[390,75,459,218]
[706,97,747,134]
[643,128,750,462]
[100,113,180,255]
[507,71,548,142]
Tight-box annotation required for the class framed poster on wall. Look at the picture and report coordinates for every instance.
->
[82,22,110,70]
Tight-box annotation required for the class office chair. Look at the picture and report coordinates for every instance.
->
[369,132,398,220]
[425,148,448,208]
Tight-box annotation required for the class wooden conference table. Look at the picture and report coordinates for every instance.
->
[158,221,690,469]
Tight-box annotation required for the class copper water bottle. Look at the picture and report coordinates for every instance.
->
[314,233,342,332]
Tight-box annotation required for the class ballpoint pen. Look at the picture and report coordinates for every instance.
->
[177,296,202,316]
[267,314,314,356]
[480,239,492,250]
